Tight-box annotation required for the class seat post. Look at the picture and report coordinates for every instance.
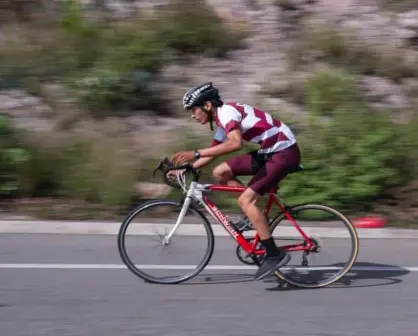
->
[269,186,279,194]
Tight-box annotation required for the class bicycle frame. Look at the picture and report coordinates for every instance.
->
[165,181,314,256]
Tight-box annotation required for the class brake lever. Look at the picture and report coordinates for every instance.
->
[153,157,174,178]
[153,163,162,177]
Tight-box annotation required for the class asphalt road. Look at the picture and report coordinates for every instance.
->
[0,233,418,336]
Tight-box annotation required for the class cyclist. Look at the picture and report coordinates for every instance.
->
[171,82,301,281]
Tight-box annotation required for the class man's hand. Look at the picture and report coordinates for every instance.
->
[166,168,185,182]
[171,151,195,166]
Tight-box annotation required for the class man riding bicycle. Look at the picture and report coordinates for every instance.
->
[171,82,301,281]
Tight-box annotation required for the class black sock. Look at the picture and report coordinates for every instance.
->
[261,237,281,257]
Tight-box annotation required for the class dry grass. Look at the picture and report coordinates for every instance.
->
[17,118,143,206]
[287,19,417,83]
[379,0,418,12]
[214,7,251,42]
[1,112,221,219]
[0,22,81,80]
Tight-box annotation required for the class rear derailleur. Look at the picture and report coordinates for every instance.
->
[301,236,322,267]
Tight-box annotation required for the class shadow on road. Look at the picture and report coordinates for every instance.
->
[264,261,411,291]
[182,272,255,285]
[180,262,411,289]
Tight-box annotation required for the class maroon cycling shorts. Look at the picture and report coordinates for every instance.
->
[225,143,301,196]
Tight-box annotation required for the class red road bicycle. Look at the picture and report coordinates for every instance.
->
[118,157,359,288]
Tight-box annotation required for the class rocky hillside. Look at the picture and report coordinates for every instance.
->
[3,0,418,129]
[2,0,418,223]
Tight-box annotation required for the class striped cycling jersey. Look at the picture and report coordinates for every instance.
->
[212,102,296,154]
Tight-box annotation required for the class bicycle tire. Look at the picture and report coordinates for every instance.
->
[270,203,359,289]
[117,199,215,284]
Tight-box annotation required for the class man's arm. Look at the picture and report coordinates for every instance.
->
[197,129,243,158]
[192,156,215,169]
[171,108,244,166]
[191,135,223,169]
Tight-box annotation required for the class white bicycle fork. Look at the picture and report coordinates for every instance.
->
[163,182,198,244]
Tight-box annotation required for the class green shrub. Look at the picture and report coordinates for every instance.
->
[279,111,406,211]
[14,120,142,206]
[278,70,412,212]
[155,0,246,56]
[65,121,141,206]
[68,20,167,115]
[59,0,104,70]
[0,1,102,91]
[16,132,70,198]
[0,24,71,82]
[0,116,31,198]
[304,68,364,117]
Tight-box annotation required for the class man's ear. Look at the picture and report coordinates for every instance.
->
[203,101,212,111]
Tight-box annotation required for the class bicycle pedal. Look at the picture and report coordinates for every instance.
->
[236,224,253,232]
[228,221,241,231]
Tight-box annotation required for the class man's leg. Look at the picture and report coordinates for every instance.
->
[237,187,290,280]
[236,188,270,239]
[212,153,259,230]
[212,162,245,187]
[238,144,301,280]
[212,151,261,187]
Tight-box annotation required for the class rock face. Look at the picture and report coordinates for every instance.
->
[0,89,54,132]
[360,76,410,110]
[134,182,171,199]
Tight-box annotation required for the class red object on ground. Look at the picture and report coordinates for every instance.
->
[353,216,386,228]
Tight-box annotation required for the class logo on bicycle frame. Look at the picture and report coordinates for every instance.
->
[212,206,239,239]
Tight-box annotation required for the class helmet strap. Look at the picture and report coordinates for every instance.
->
[202,105,214,131]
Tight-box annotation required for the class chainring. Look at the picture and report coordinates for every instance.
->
[236,239,266,265]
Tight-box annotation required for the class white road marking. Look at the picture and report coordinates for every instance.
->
[0,264,416,271]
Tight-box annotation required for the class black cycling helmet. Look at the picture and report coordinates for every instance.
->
[182,82,221,110]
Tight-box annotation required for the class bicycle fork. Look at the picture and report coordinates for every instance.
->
[162,182,197,244]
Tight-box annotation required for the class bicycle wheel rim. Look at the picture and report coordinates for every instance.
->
[270,204,359,289]
[117,199,215,284]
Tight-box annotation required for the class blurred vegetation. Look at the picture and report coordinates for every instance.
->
[2,1,418,225]
[265,68,418,221]
[0,116,31,198]
[155,0,248,57]
[288,21,417,83]
[0,0,247,117]
[304,68,363,118]
[1,119,141,206]
[378,0,418,12]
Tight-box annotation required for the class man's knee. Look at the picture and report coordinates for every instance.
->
[237,188,259,209]
[212,162,234,184]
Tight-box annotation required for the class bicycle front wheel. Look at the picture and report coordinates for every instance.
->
[270,204,359,288]
[118,199,215,284]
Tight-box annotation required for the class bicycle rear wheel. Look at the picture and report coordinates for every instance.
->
[118,199,215,284]
[270,204,359,288]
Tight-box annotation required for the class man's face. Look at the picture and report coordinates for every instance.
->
[190,102,212,124]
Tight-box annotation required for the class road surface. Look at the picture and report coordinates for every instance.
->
[0,233,417,335]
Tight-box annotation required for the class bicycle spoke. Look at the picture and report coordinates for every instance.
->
[118,199,214,284]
